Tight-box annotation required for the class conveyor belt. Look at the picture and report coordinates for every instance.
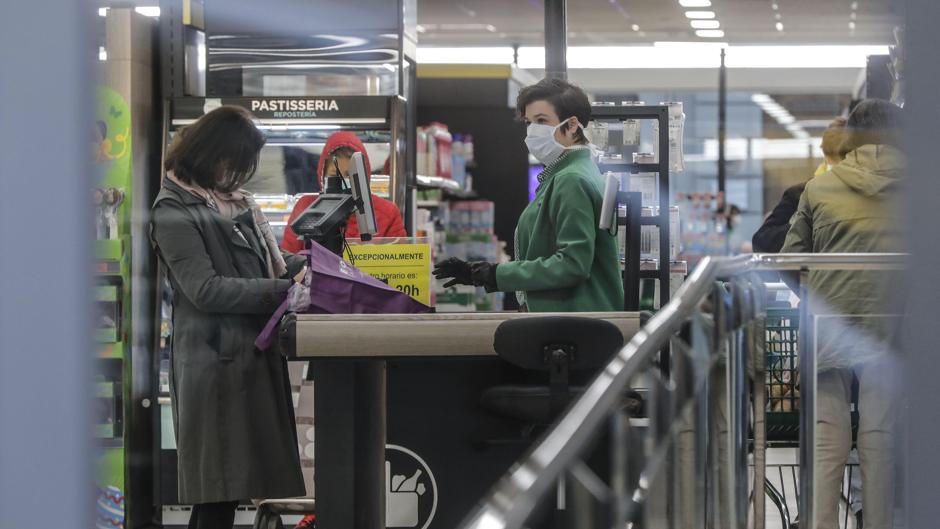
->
[279,312,642,358]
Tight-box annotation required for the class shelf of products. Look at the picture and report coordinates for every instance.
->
[590,102,687,310]
[416,174,462,192]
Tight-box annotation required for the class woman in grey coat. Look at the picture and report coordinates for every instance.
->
[151,106,307,529]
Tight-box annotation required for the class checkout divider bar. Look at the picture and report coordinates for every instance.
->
[456,253,907,529]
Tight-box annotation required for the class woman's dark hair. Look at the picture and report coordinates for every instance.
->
[516,78,591,143]
[164,105,266,191]
[840,99,903,156]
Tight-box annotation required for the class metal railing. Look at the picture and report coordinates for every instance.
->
[458,253,906,529]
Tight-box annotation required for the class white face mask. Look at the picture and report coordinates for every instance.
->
[525,118,586,165]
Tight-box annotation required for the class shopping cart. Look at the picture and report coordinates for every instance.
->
[760,308,860,529]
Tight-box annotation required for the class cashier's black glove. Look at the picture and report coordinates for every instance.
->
[433,257,472,288]
[433,258,498,291]
[470,261,499,292]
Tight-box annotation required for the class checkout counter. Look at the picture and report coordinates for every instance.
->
[275,312,641,529]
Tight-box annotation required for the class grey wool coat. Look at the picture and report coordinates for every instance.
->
[150,178,306,504]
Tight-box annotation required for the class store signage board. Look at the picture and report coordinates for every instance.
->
[172,96,391,123]
[346,238,432,306]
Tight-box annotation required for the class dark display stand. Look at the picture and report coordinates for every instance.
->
[591,104,672,311]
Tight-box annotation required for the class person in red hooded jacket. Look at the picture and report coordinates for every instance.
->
[281,131,406,253]
[286,131,407,529]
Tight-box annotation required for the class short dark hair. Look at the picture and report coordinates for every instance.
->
[516,78,592,143]
[164,105,266,191]
[841,99,903,155]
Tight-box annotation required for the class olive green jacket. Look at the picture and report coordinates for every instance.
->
[151,179,307,503]
[497,149,624,312]
[782,144,906,371]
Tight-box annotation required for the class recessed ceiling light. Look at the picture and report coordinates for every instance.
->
[135,6,160,17]
[679,0,712,7]
[849,21,857,30]
[851,1,859,9]
[772,3,779,10]
[775,13,782,20]
[632,24,641,31]
[696,29,725,38]
[685,10,716,19]
[98,7,108,17]
[691,20,721,29]
[776,22,784,32]
[850,12,857,20]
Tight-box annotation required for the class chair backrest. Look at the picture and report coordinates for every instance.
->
[493,316,624,371]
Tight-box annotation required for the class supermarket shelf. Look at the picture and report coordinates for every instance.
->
[95,238,123,261]
[96,328,120,343]
[617,216,663,227]
[96,285,120,302]
[443,188,478,200]
[98,342,124,359]
[417,200,443,208]
[597,162,661,173]
[591,104,667,119]
[416,174,461,192]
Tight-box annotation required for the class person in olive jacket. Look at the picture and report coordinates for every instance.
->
[781,99,905,529]
[753,117,847,253]
[434,78,623,312]
[150,106,308,529]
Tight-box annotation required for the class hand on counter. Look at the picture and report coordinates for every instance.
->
[433,258,498,291]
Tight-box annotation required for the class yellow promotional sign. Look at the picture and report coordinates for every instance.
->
[346,240,432,306]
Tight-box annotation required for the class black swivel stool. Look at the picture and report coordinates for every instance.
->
[481,316,643,435]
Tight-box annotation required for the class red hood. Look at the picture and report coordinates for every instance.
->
[316,131,372,188]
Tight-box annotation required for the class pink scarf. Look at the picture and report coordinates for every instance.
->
[166,171,287,278]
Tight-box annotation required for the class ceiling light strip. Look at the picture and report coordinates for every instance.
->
[415,45,891,69]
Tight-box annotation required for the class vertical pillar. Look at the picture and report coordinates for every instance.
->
[0,1,92,528]
[903,0,940,527]
[718,49,727,196]
[544,0,567,80]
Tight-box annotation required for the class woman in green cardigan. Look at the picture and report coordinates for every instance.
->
[434,78,623,312]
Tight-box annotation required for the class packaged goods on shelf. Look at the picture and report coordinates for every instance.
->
[650,101,686,172]
[463,134,475,164]
[676,192,730,263]
[443,234,500,263]
[369,174,391,199]
[417,128,429,177]
[435,283,503,313]
[627,172,657,208]
[426,122,453,178]
[452,134,467,189]
[621,101,646,146]
[584,121,609,150]
[447,200,495,234]
[639,260,688,310]
[638,206,680,262]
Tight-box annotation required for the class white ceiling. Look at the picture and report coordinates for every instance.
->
[416,0,900,46]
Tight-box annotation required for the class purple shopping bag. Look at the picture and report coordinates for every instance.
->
[256,241,431,350]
